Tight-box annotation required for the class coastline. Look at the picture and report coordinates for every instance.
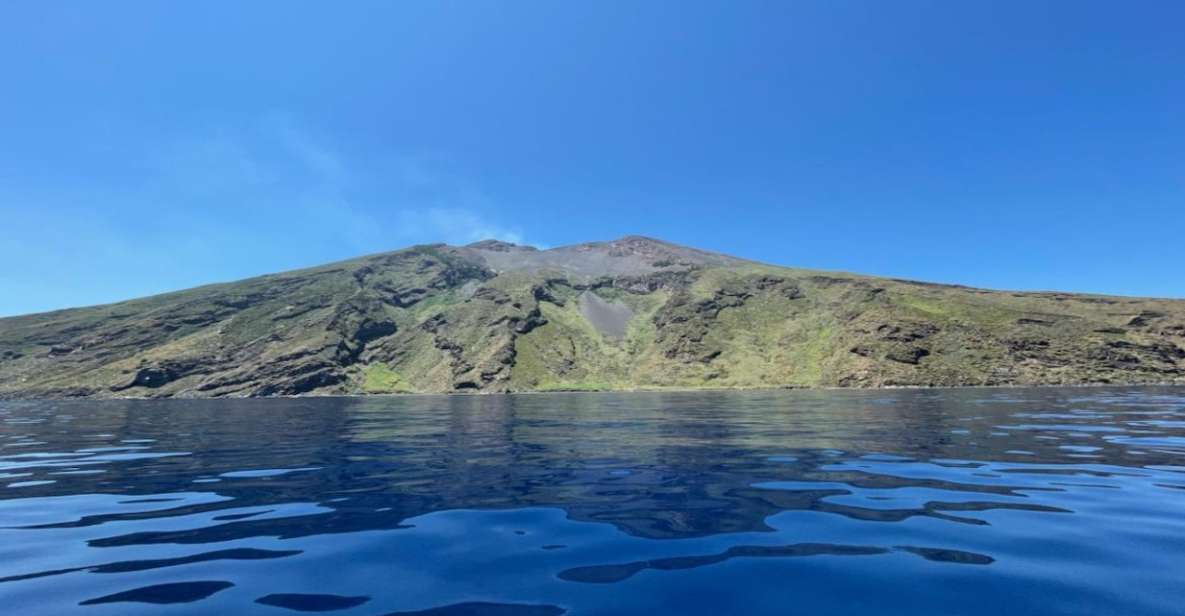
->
[4,379,1184,402]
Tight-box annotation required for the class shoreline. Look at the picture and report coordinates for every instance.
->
[4,380,1184,402]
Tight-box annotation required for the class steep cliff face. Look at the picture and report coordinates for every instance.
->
[2,236,1184,398]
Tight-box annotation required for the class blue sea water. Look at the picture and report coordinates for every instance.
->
[2,388,1184,615]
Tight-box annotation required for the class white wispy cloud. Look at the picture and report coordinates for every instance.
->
[148,115,526,251]
[270,115,348,185]
[423,208,525,245]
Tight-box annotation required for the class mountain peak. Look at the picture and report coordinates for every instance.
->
[613,234,670,245]
[460,235,740,278]
[465,239,537,253]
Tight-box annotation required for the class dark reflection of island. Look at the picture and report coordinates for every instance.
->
[8,387,1183,550]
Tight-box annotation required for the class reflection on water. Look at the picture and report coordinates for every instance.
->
[2,388,1185,615]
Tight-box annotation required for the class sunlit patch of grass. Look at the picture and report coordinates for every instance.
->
[361,363,412,393]
[898,296,952,318]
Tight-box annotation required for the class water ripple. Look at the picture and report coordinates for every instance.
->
[1,387,1184,615]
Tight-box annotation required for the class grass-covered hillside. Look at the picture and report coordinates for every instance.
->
[2,236,1183,398]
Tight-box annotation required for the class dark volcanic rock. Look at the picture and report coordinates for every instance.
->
[122,366,176,389]
[1127,311,1165,327]
[886,347,931,365]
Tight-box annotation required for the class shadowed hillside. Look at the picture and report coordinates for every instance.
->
[2,236,1183,398]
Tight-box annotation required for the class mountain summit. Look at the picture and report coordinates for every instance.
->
[2,237,1183,398]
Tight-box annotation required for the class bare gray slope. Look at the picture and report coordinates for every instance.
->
[463,236,746,280]
[578,291,634,339]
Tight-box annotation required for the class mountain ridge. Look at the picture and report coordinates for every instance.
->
[3,236,1184,398]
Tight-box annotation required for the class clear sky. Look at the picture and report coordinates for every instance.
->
[2,1,1183,316]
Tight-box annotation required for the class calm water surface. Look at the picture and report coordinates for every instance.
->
[2,388,1185,615]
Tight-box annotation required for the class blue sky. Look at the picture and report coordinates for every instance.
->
[2,1,1182,316]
